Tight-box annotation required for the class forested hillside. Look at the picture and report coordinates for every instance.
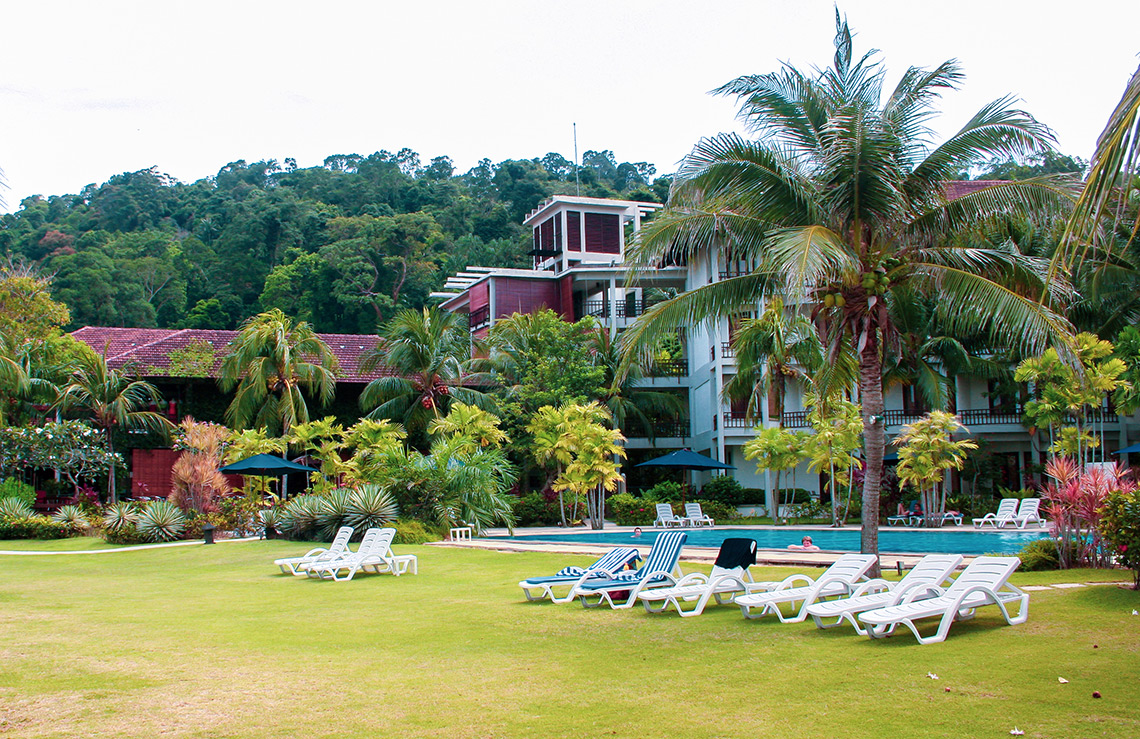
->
[0,150,669,334]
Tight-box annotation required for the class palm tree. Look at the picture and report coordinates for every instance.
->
[585,328,684,441]
[219,309,339,435]
[56,352,173,502]
[360,307,494,438]
[620,14,1076,564]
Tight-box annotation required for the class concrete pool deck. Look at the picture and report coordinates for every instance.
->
[426,523,996,569]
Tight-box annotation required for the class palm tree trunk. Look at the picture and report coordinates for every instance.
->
[104,425,118,504]
[859,341,884,575]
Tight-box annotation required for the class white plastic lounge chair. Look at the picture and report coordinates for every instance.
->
[572,531,688,609]
[804,554,963,632]
[735,554,878,623]
[1009,498,1045,529]
[941,511,964,526]
[637,538,758,617]
[518,547,642,603]
[683,502,714,527]
[274,526,354,576]
[654,503,684,528]
[972,498,1018,528]
[858,556,1029,644]
[304,527,397,582]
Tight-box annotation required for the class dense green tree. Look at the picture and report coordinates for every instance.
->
[219,309,339,435]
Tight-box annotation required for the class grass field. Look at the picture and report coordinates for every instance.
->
[1,539,1138,738]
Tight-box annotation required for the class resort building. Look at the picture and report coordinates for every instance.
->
[433,194,1138,496]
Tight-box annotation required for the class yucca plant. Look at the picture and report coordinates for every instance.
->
[135,500,186,542]
[316,488,354,540]
[278,495,324,539]
[102,502,138,533]
[346,485,399,531]
[52,504,89,533]
[0,497,33,520]
[259,506,283,538]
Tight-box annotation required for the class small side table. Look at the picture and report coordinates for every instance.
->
[450,526,473,541]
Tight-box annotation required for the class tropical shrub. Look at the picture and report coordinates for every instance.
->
[699,476,745,505]
[640,481,682,503]
[0,478,35,506]
[1098,487,1140,589]
[392,518,441,545]
[278,495,325,540]
[0,496,34,520]
[259,506,283,538]
[135,500,187,542]
[1040,457,1127,568]
[608,493,657,526]
[316,488,354,540]
[345,485,400,531]
[1017,538,1061,571]
[0,516,71,540]
[101,502,142,544]
[689,499,736,523]
[170,418,231,514]
[511,492,561,527]
[51,504,89,534]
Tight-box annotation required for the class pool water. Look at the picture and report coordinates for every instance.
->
[493,527,1049,555]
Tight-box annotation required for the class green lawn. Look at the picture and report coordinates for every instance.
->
[1,540,1137,738]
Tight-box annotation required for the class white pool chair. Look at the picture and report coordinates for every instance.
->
[972,498,1018,528]
[654,503,685,528]
[804,554,963,633]
[572,531,687,609]
[858,556,1028,644]
[519,547,642,603]
[1009,498,1045,528]
[638,538,757,617]
[304,527,397,582]
[274,526,354,576]
[735,554,878,623]
[682,502,714,527]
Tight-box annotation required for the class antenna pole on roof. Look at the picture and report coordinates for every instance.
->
[573,122,580,196]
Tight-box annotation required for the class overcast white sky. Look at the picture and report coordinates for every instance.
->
[1,1,1138,213]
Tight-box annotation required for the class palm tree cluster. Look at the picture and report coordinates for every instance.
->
[621,13,1080,560]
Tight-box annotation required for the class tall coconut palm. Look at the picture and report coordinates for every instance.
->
[360,307,494,438]
[56,352,173,502]
[219,309,339,435]
[620,14,1076,565]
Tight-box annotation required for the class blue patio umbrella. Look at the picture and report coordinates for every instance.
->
[636,449,734,503]
[220,454,318,498]
[1112,443,1140,455]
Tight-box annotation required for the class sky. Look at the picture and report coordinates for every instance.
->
[1,1,1138,213]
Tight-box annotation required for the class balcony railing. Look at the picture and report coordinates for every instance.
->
[468,305,490,331]
[582,297,666,319]
[720,342,736,359]
[719,406,1117,431]
[647,359,688,378]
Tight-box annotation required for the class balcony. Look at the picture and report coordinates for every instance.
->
[468,305,489,331]
[719,406,1076,432]
[582,297,666,320]
[647,359,688,378]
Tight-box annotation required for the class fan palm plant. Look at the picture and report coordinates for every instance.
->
[56,352,173,502]
[621,14,1076,562]
[219,309,339,435]
[360,307,494,438]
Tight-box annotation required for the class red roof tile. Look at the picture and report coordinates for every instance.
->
[70,327,391,383]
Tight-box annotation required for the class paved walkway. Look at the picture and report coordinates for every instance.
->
[0,537,258,556]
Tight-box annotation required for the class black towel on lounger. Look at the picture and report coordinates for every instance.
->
[714,538,757,570]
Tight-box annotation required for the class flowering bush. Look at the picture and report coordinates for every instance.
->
[608,493,656,526]
[1098,488,1140,589]
[1040,457,1132,569]
[0,421,119,492]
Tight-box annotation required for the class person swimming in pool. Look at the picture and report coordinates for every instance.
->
[788,535,820,551]
[631,527,643,538]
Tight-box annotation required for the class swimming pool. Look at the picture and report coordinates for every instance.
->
[493,527,1049,555]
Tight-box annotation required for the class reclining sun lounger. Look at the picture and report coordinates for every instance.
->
[518,547,642,603]
[571,531,688,609]
[972,498,1018,528]
[274,526,354,576]
[804,554,963,632]
[734,554,878,623]
[1009,498,1045,529]
[857,556,1029,644]
[637,538,758,617]
[682,502,715,527]
[654,503,685,528]
[304,527,398,582]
